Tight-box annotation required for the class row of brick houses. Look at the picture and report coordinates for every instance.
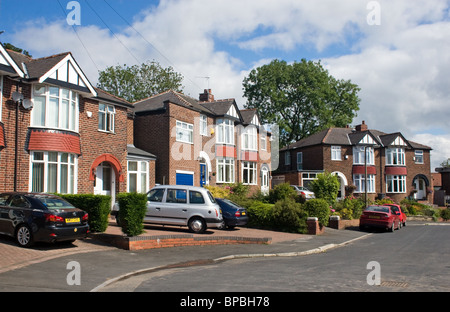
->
[0,45,272,205]
[273,121,433,203]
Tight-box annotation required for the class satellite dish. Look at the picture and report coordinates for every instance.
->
[12,91,23,103]
[22,99,33,110]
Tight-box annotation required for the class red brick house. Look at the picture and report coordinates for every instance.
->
[274,121,432,203]
[133,89,272,194]
[0,44,155,206]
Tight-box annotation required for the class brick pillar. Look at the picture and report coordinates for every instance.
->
[307,217,324,235]
[329,215,341,229]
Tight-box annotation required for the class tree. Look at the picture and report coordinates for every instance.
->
[440,158,450,168]
[2,43,32,57]
[309,172,340,205]
[243,59,360,147]
[97,60,184,103]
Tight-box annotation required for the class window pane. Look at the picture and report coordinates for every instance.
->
[49,87,59,97]
[31,163,44,192]
[47,163,58,193]
[129,173,137,192]
[48,152,58,162]
[128,161,138,171]
[48,97,59,128]
[61,99,69,129]
[60,163,68,194]
[140,173,147,193]
[33,96,46,126]
[98,111,105,130]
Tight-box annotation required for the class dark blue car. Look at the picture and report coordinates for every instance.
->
[215,198,248,229]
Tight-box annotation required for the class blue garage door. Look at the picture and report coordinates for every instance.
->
[176,173,194,186]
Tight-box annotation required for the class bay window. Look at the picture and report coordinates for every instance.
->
[386,148,405,166]
[353,174,375,193]
[242,126,257,150]
[387,175,406,193]
[30,151,77,194]
[216,118,234,145]
[353,146,374,165]
[242,161,257,185]
[32,84,78,131]
[217,158,234,183]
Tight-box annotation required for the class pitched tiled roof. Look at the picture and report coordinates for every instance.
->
[22,52,70,79]
[281,126,432,151]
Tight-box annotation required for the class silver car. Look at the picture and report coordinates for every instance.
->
[144,185,223,233]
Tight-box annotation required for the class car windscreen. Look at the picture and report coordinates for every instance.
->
[220,199,242,209]
[365,206,389,213]
[36,196,76,210]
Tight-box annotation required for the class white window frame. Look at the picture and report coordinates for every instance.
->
[387,175,407,193]
[297,152,303,171]
[415,150,424,164]
[29,151,78,194]
[0,75,3,122]
[331,146,341,161]
[199,115,207,136]
[176,120,194,144]
[127,160,149,193]
[353,146,374,165]
[216,118,234,145]
[242,125,258,151]
[386,148,405,166]
[31,84,79,132]
[242,161,257,185]
[216,157,235,183]
[260,132,267,151]
[353,174,376,193]
[98,103,115,133]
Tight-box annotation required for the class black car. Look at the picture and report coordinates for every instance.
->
[215,198,248,229]
[0,192,89,247]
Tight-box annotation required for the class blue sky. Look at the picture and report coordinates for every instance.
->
[1,0,450,170]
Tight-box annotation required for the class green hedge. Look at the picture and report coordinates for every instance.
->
[117,192,147,237]
[304,198,331,227]
[58,194,111,232]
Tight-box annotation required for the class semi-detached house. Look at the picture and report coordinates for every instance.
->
[0,44,155,207]
[133,89,272,194]
[274,121,432,203]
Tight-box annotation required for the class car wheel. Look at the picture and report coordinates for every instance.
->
[390,223,395,232]
[16,224,34,248]
[188,217,206,234]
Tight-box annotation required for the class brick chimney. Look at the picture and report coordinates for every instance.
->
[199,89,214,102]
[356,120,368,132]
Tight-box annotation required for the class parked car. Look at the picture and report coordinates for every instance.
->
[215,198,248,229]
[291,185,315,199]
[0,192,89,247]
[359,205,401,232]
[386,203,407,227]
[113,185,223,234]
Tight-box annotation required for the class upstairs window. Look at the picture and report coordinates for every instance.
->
[98,103,115,133]
[176,120,193,143]
[199,115,207,136]
[353,146,374,165]
[415,150,424,164]
[242,125,257,151]
[216,118,234,145]
[32,85,78,131]
[331,146,341,161]
[386,148,405,166]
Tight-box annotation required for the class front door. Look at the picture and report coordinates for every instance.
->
[414,178,426,200]
[200,163,207,187]
[94,162,115,208]
[261,167,269,195]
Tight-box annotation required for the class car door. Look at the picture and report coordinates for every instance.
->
[0,194,12,235]
[145,188,166,222]
[160,188,188,225]
[4,195,31,235]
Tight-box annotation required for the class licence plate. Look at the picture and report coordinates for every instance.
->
[66,218,80,223]
[369,215,380,219]
[241,212,246,216]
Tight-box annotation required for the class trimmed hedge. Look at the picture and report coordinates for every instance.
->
[117,192,147,237]
[58,194,111,232]
[304,198,330,227]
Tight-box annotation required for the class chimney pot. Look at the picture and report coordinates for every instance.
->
[199,89,214,102]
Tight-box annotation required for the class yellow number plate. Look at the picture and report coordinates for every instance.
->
[66,218,80,223]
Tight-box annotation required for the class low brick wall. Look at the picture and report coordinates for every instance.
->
[307,217,325,235]
[92,233,272,250]
[328,216,360,229]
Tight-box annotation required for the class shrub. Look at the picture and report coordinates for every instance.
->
[268,183,297,203]
[59,194,111,232]
[440,208,450,221]
[204,185,230,198]
[309,172,340,205]
[247,201,275,229]
[304,198,330,226]
[117,192,147,237]
[272,198,307,233]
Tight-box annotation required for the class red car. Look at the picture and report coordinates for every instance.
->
[385,204,407,227]
[359,205,401,232]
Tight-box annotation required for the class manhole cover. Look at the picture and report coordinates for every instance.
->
[380,280,409,288]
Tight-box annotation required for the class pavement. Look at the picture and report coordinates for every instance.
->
[0,218,373,292]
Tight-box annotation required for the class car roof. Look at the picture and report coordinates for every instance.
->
[151,185,209,191]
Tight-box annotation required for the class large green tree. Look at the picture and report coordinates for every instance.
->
[97,60,184,103]
[243,59,361,147]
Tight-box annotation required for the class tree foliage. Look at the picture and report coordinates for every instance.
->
[97,60,184,103]
[243,59,360,147]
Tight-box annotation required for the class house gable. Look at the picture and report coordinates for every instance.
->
[0,44,25,77]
